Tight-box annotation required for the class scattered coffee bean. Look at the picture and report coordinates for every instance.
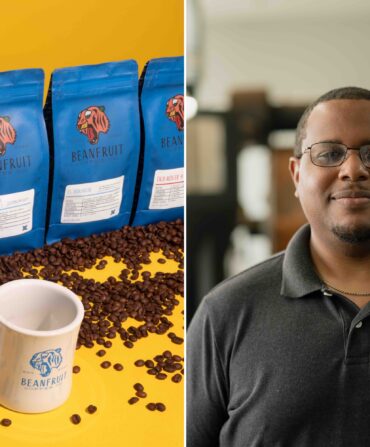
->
[96,350,106,357]
[124,341,133,349]
[156,403,166,412]
[146,403,156,411]
[0,221,184,357]
[156,373,167,380]
[113,363,124,371]
[128,397,139,405]
[71,414,81,424]
[172,374,182,383]
[86,405,97,414]
[72,365,80,374]
[133,383,144,392]
[158,258,166,264]
[100,361,111,369]
[145,360,155,368]
[1,418,11,427]
[136,391,147,398]
[134,359,145,367]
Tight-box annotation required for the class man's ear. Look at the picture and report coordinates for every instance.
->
[289,157,300,198]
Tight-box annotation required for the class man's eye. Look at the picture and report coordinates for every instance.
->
[317,150,343,162]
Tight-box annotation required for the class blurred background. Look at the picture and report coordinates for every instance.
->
[186,0,370,322]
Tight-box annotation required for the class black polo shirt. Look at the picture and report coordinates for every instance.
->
[187,225,370,447]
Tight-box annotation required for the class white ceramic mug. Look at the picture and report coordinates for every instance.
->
[0,279,84,413]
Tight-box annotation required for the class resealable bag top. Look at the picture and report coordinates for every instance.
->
[45,60,140,243]
[0,68,49,255]
[132,56,184,226]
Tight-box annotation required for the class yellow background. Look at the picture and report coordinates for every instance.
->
[0,254,184,447]
[0,0,184,95]
[0,1,184,446]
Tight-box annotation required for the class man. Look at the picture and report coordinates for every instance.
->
[187,87,370,446]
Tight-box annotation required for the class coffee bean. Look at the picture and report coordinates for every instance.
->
[113,363,124,371]
[86,405,97,414]
[73,365,80,374]
[172,374,182,383]
[146,403,156,411]
[136,391,147,398]
[104,341,113,349]
[145,360,155,368]
[134,359,145,367]
[128,397,139,405]
[96,350,106,357]
[1,418,11,427]
[163,350,172,358]
[147,368,157,375]
[100,361,111,369]
[133,383,144,392]
[124,341,133,348]
[71,414,81,424]
[172,355,182,362]
[158,258,166,264]
[155,403,166,412]
[156,373,167,380]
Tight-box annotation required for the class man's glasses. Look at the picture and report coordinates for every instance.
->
[300,142,370,168]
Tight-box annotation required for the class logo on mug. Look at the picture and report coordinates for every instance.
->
[29,348,63,377]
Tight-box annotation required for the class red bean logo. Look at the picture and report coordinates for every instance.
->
[0,116,16,156]
[166,95,184,131]
[77,106,110,145]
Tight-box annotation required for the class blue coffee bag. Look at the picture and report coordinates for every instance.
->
[45,60,140,243]
[132,56,184,226]
[0,69,49,255]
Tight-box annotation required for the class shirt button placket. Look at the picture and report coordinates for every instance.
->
[345,318,370,364]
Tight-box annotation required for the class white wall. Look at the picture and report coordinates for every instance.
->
[196,17,370,109]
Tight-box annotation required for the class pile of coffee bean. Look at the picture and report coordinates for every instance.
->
[0,220,184,351]
[134,350,184,382]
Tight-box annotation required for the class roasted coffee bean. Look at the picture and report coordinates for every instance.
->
[172,374,182,383]
[72,365,81,374]
[0,220,184,354]
[147,368,157,375]
[146,403,156,411]
[145,360,155,368]
[155,403,166,412]
[1,418,11,427]
[124,341,133,349]
[96,350,106,357]
[156,373,167,380]
[136,391,147,398]
[133,383,144,392]
[100,361,111,369]
[134,359,145,367]
[86,405,97,414]
[113,363,124,371]
[71,414,81,424]
[172,336,184,345]
[163,350,172,358]
[128,397,139,405]
[158,258,166,264]
[172,355,182,362]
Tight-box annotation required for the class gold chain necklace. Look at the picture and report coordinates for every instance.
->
[322,280,370,297]
[315,268,370,296]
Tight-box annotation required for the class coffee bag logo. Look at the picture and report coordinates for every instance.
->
[0,116,16,156]
[29,348,63,377]
[77,106,110,145]
[166,95,184,131]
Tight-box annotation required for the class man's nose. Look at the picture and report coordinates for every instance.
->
[338,150,370,182]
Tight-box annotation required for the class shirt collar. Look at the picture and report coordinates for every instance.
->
[281,224,323,298]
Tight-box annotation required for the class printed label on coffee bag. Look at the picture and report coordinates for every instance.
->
[149,168,184,210]
[0,189,34,238]
[61,176,124,223]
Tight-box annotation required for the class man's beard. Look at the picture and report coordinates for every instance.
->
[332,224,370,244]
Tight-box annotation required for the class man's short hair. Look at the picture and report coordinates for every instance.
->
[294,86,370,157]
